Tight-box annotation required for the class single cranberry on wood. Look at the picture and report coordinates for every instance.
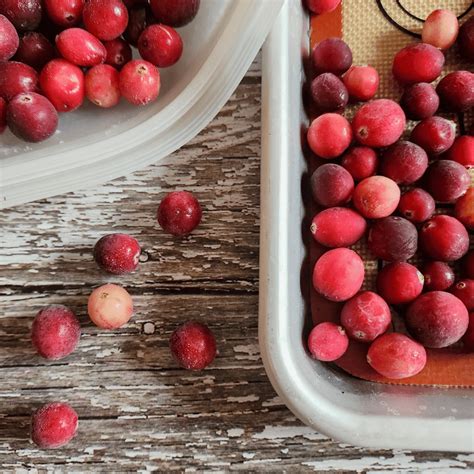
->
[307,322,349,362]
[376,262,424,305]
[88,283,133,329]
[93,233,141,274]
[157,191,202,236]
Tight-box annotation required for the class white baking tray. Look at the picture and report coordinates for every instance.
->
[259,0,474,452]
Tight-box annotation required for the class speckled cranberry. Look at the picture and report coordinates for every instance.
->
[157,191,202,236]
[436,71,474,113]
[307,322,348,361]
[410,116,456,155]
[0,61,38,101]
[307,113,352,158]
[306,0,340,14]
[310,163,354,207]
[400,83,439,120]
[150,0,200,27]
[0,14,19,60]
[342,65,379,101]
[83,0,128,40]
[312,37,352,76]
[451,279,474,311]
[462,312,474,352]
[1,0,42,31]
[454,187,474,230]
[310,73,348,112]
[422,9,459,50]
[446,136,474,168]
[423,261,455,291]
[93,233,141,274]
[353,176,400,219]
[462,251,474,279]
[458,15,474,62]
[397,188,435,223]
[85,64,121,108]
[424,160,470,203]
[13,32,54,70]
[103,38,132,70]
[377,262,424,305]
[44,0,84,26]
[0,97,6,134]
[56,28,107,67]
[341,146,378,181]
[88,283,133,329]
[119,59,160,106]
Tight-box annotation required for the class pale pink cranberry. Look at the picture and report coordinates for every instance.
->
[85,64,121,108]
[312,37,352,76]
[341,146,378,181]
[157,191,202,236]
[455,188,474,231]
[310,73,348,112]
[436,71,474,113]
[451,279,474,312]
[44,0,85,26]
[13,32,54,71]
[0,97,6,134]
[1,0,42,31]
[424,160,470,203]
[397,188,435,223]
[462,251,474,279]
[400,83,439,120]
[376,262,424,305]
[310,163,354,207]
[56,28,107,67]
[305,0,340,14]
[410,116,456,155]
[307,113,352,158]
[423,261,455,291]
[119,59,160,106]
[422,9,459,50]
[103,38,132,70]
[462,312,474,352]
[88,284,133,329]
[0,14,19,60]
[0,61,39,101]
[83,0,128,40]
[149,0,200,27]
[458,16,474,62]
[342,65,379,101]
[138,24,183,68]
[353,176,400,219]
[446,136,474,168]
[307,322,348,362]
[93,233,141,274]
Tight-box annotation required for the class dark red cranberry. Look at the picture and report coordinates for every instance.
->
[424,160,470,203]
[463,312,474,352]
[83,0,128,41]
[410,116,456,155]
[458,15,474,62]
[461,251,474,279]
[397,188,435,223]
[1,0,42,31]
[310,72,348,112]
[123,5,151,47]
[13,32,54,70]
[44,0,84,26]
[310,163,354,207]
[451,280,474,311]
[93,233,141,274]
[138,24,183,68]
[312,37,352,76]
[0,61,38,101]
[446,136,474,168]
[436,71,474,113]
[0,14,19,60]
[400,83,439,120]
[157,191,202,236]
[422,261,455,291]
[149,0,200,27]
[103,38,132,70]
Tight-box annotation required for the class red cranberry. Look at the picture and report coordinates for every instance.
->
[424,160,470,203]
[119,59,160,106]
[341,291,391,342]
[341,146,378,181]
[307,113,352,158]
[40,59,85,112]
[397,188,435,223]
[377,262,424,305]
[352,99,405,148]
[138,24,183,68]
[0,97,6,133]
[463,312,474,352]
[436,71,474,113]
[6,92,58,142]
[88,283,133,329]
[312,37,352,76]
[422,9,459,50]
[312,248,365,302]
[85,64,120,108]
[149,0,200,27]
[353,176,400,219]
[310,207,366,248]
[461,251,474,279]
[400,83,439,120]
[310,163,354,207]
[307,322,348,362]
[93,233,141,274]
[170,321,216,370]
[420,215,469,262]
[13,32,54,70]
[0,61,38,101]
[367,333,427,379]
[310,72,348,112]
[451,279,474,312]
[410,116,456,155]
[56,28,107,67]
[458,15,474,62]
[423,261,455,291]
[1,0,42,31]
[0,14,19,60]
[31,305,81,360]
[103,38,132,70]
[124,5,151,47]
[446,136,474,168]
[157,191,202,236]
[342,65,379,101]
[392,43,444,85]
[305,0,340,14]
[44,0,84,26]
[83,0,128,41]
[454,187,474,230]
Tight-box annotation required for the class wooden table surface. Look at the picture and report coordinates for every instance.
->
[1,57,473,472]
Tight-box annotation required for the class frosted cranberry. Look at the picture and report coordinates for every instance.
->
[93,233,141,274]
[458,15,474,62]
[424,160,470,203]
[1,0,42,31]
[310,73,348,112]
[451,280,474,311]
[310,163,354,207]
[31,305,81,360]
[377,262,423,305]
[149,0,200,27]
[341,146,378,181]
[352,99,405,148]
[124,5,150,47]
[88,283,133,329]
[56,28,106,67]
[312,37,352,76]
[342,65,379,101]
[446,136,474,168]
[6,92,58,142]
[170,321,216,370]
[400,83,439,120]
[31,402,78,449]
[423,261,455,291]
[353,176,400,219]
[422,9,459,50]
[397,188,435,223]
[307,322,348,361]
[406,291,469,348]
[138,24,183,68]
[83,0,128,41]
[119,59,160,106]
[312,248,365,302]
[85,64,120,108]
[157,191,202,236]
[0,97,6,133]
[307,113,352,158]
[0,14,19,60]
[40,59,85,112]
[305,0,340,14]
[44,0,84,26]
[410,116,455,155]
[103,38,132,70]
[392,43,444,85]
[310,207,366,248]
[436,71,474,113]
[341,291,391,342]
[420,215,469,261]
[367,333,427,379]
[462,251,474,279]
[0,61,38,101]
[13,32,54,70]
[463,312,474,352]
[454,187,474,230]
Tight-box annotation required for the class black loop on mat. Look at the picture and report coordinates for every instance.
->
[397,0,473,22]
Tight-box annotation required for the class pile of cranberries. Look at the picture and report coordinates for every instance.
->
[0,0,199,142]
[305,2,473,380]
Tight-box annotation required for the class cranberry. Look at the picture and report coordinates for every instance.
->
[0,14,19,60]
[88,283,133,329]
[44,0,84,26]
[103,38,132,70]
[157,191,202,236]
[6,92,58,142]
[341,291,391,342]
[367,333,427,379]
[1,0,42,31]
[377,262,424,305]
[423,261,455,291]
[307,113,352,158]
[463,312,474,352]
[400,83,439,120]
[149,0,200,27]
[40,59,85,112]
[312,248,365,302]
[305,0,340,14]
[56,28,107,67]
[310,207,366,248]
[119,59,160,106]
[31,305,81,360]
[342,65,379,101]
[83,0,128,41]
[420,215,469,262]
[352,99,405,148]
[307,322,348,362]
[392,43,444,85]
[424,160,470,203]
[353,175,400,219]
[458,15,474,62]
[462,251,474,279]
[170,321,216,370]
[13,32,54,70]
[341,146,378,181]
[93,233,141,274]
[310,163,354,207]
[422,9,459,50]
[85,64,120,108]
[410,116,456,155]
[446,136,474,168]
[0,97,6,133]
[436,71,474,113]
[124,5,151,47]
[451,279,474,311]
[310,72,348,112]
[123,0,147,7]
[397,188,435,223]
[0,61,38,101]
[138,24,183,68]
[312,37,352,76]
[31,402,78,449]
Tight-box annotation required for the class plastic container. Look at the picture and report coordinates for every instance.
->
[259,0,474,452]
[0,0,284,208]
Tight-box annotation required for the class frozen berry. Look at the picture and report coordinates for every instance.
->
[56,28,106,67]
[410,116,456,155]
[44,0,84,26]
[312,37,352,76]
[310,163,354,207]
[454,187,474,230]
[306,0,340,14]
[462,312,474,352]
[0,97,6,133]
[307,322,348,361]
[0,14,19,60]
[1,0,42,31]
[451,279,474,311]
[93,233,141,274]
[307,113,352,158]
[83,0,128,41]
[88,283,133,329]
[310,73,348,112]
[458,15,474,62]
[342,65,379,101]
[400,83,439,120]
[13,32,54,70]
[170,321,216,370]
[446,136,474,168]
[353,176,400,219]
[31,305,81,360]
[157,191,202,236]
[149,0,200,27]
[397,188,435,223]
[377,262,424,305]
[85,64,121,108]
[424,160,470,203]
[436,71,474,113]
[341,146,378,181]
[138,24,183,68]
[0,61,38,101]
[422,9,459,50]
[423,261,455,291]
[103,38,132,70]
[462,251,474,279]
[119,59,160,106]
